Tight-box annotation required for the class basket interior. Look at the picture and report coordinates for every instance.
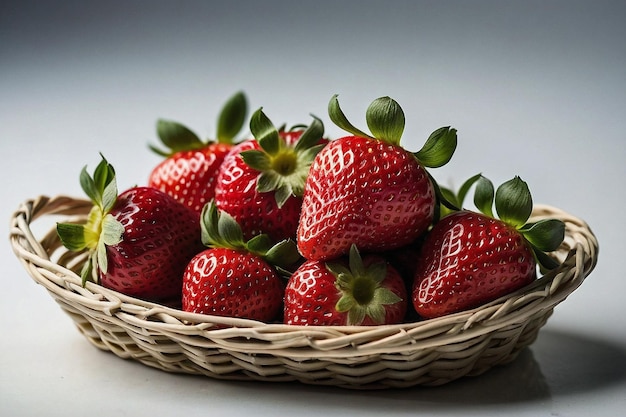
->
[9,195,599,389]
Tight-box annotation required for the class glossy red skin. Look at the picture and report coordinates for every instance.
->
[213,132,306,242]
[148,143,232,214]
[181,247,284,322]
[102,187,204,302]
[283,256,408,326]
[412,211,537,319]
[297,136,435,261]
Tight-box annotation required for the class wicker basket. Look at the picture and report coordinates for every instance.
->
[10,195,598,389]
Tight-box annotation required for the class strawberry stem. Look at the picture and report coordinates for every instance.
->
[444,174,566,271]
[57,155,124,285]
[200,201,302,273]
[328,94,457,168]
[241,108,326,208]
[149,91,248,155]
[326,245,402,325]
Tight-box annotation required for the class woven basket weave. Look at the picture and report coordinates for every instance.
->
[10,195,598,389]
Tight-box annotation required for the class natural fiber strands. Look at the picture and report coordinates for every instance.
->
[10,195,598,389]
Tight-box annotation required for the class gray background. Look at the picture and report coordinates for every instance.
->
[2,1,625,416]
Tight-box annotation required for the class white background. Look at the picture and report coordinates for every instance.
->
[1,1,625,416]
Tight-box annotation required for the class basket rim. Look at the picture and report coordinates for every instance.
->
[9,194,599,345]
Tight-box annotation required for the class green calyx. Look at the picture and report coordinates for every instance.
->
[56,155,124,285]
[200,201,302,273]
[326,244,402,326]
[239,108,326,208]
[149,91,248,156]
[327,94,457,168]
[443,174,566,270]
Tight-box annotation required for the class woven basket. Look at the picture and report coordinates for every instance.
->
[10,195,598,389]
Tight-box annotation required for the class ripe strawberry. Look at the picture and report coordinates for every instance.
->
[56,155,204,302]
[148,91,248,213]
[412,175,566,319]
[297,95,458,261]
[182,201,301,321]
[284,244,407,326]
[214,108,326,242]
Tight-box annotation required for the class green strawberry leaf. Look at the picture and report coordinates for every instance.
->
[426,171,460,221]
[495,176,533,228]
[328,94,372,139]
[217,91,248,144]
[96,239,108,275]
[456,173,483,209]
[439,173,484,217]
[520,219,565,252]
[96,215,123,276]
[93,156,115,199]
[365,96,405,146]
[256,171,282,194]
[299,143,327,166]
[245,234,273,255]
[101,180,118,213]
[250,108,281,155]
[414,127,458,168]
[532,246,561,271]
[56,222,88,251]
[201,201,245,249]
[240,149,271,172]
[79,166,99,207]
[155,119,204,154]
[438,186,459,207]
[347,243,367,278]
[294,115,324,152]
[437,185,460,218]
[100,214,124,246]
[474,175,495,218]
[273,184,293,208]
[80,257,94,286]
[263,239,302,272]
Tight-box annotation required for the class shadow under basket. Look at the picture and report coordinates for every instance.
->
[9,195,599,389]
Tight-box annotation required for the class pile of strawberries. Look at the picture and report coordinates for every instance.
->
[57,92,565,325]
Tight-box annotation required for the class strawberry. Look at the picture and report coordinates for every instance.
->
[214,108,326,242]
[182,201,301,321]
[297,95,457,261]
[56,155,204,302]
[148,91,248,213]
[412,175,566,319]
[284,244,407,326]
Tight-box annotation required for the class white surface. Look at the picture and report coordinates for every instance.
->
[1,1,625,416]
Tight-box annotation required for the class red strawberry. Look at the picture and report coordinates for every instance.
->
[57,155,204,302]
[284,244,407,326]
[182,201,301,321]
[148,91,248,213]
[214,108,326,242]
[297,95,457,261]
[412,175,565,319]
[183,247,283,321]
